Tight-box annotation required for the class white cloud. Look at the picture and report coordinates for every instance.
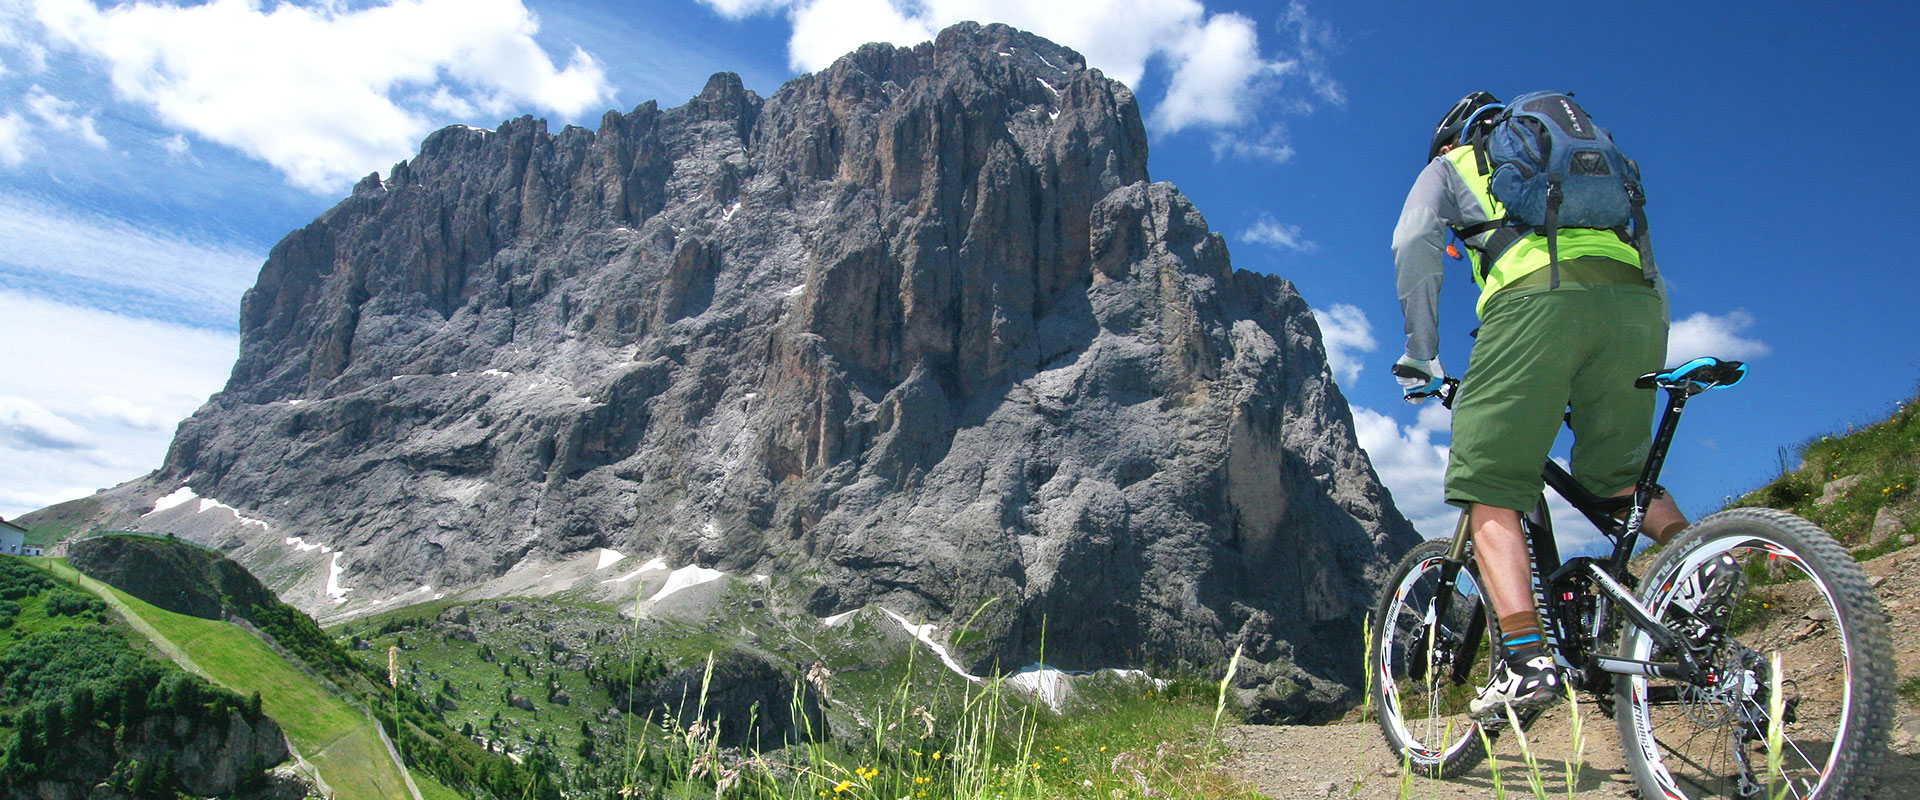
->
[1667,309,1770,366]
[703,0,801,18]
[23,84,108,148]
[697,0,1340,141]
[0,191,264,326]
[1352,404,1455,540]
[0,290,236,518]
[86,396,171,430]
[1241,212,1316,252]
[0,2,51,75]
[1276,0,1344,110]
[784,0,936,73]
[160,132,189,156]
[0,395,93,450]
[1311,302,1374,386]
[0,110,26,166]
[32,0,613,192]
[1209,125,1294,164]
[1147,11,1285,132]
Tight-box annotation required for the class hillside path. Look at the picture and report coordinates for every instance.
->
[45,561,215,680]
[1226,547,1920,798]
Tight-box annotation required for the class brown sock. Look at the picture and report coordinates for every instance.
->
[1498,611,1545,658]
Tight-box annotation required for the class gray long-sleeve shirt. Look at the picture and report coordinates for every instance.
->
[1391,156,1489,362]
[1390,153,1667,362]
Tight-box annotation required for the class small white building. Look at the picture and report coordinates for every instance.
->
[0,518,41,557]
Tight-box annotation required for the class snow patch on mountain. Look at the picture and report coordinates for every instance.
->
[595,548,626,570]
[326,552,352,603]
[145,486,269,529]
[648,564,726,604]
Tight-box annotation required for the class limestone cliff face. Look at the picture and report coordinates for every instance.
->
[134,23,1415,712]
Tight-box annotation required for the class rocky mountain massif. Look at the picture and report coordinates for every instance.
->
[79,23,1417,715]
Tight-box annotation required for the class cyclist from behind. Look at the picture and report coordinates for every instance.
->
[1389,91,1689,719]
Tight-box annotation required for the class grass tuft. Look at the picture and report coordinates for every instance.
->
[1731,391,1918,554]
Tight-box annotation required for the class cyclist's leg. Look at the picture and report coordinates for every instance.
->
[1566,282,1674,533]
[1446,283,1582,714]
[1446,284,1581,520]
[1466,504,1531,625]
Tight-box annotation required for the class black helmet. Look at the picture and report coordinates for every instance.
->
[1429,91,1502,162]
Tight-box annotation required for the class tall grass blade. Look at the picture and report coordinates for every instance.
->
[1211,643,1244,741]
[1503,704,1548,799]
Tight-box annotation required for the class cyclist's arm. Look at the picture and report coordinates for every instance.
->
[1391,158,1463,362]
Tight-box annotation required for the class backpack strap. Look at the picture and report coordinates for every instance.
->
[1457,123,1494,176]
[1453,219,1505,240]
[1544,174,1564,289]
[1626,179,1655,280]
[1451,219,1529,284]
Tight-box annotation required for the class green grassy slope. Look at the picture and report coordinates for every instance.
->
[11,495,101,549]
[1729,391,1918,558]
[0,558,284,797]
[45,558,418,800]
[340,589,1268,800]
[49,533,563,799]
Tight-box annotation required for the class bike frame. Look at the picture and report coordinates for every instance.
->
[1423,375,1726,696]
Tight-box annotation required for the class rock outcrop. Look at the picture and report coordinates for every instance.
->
[68,535,278,622]
[28,710,292,800]
[104,23,1416,713]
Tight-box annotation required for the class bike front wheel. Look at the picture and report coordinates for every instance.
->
[1369,537,1519,778]
[1615,508,1893,799]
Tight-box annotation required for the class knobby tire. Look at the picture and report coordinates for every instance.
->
[1614,508,1893,799]
[1369,538,1536,778]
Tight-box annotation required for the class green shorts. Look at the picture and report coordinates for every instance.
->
[1445,258,1666,512]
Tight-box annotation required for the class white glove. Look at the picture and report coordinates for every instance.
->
[1392,355,1445,403]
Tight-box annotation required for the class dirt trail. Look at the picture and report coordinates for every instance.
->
[1225,548,1920,799]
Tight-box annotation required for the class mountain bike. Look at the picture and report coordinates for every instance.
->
[1367,357,1894,799]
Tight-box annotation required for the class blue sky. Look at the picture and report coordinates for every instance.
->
[2,0,1916,553]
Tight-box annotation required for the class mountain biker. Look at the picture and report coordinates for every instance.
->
[1389,91,1692,719]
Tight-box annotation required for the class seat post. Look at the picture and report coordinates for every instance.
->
[1624,388,1690,543]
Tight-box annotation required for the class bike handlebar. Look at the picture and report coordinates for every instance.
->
[1400,357,1748,410]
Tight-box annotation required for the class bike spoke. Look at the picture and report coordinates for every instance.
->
[1370,541,1509,779]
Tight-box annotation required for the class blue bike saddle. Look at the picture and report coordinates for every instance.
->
[1636,357,1749,392]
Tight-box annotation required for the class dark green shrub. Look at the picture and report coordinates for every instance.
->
[42,590,107,620]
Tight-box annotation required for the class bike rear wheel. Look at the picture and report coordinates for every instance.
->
[1614,508,1893,799]
[1370,538,1527,778]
